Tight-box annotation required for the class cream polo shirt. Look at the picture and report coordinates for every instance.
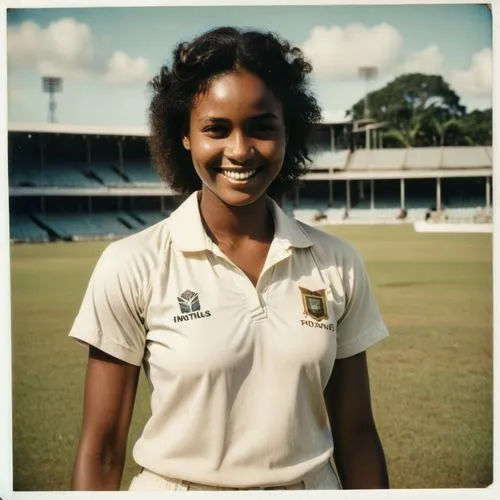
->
[69,191,389,488]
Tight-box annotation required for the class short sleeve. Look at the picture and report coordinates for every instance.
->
[335,246,389,359]
[68,242,148,366]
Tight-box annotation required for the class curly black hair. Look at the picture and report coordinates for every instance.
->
[148,26,322,197]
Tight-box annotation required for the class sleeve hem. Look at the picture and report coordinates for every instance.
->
[336,324,389,359]
[69,331,144,367]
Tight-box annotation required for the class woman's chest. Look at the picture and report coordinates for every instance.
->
[143,249,345,380]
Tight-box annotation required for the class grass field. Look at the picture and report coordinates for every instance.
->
[10,224,493,491]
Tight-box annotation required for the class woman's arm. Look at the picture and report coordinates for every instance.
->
[71,346,140,491]
[324,351,389,489]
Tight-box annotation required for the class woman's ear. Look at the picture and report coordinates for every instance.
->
[182,135,191,151]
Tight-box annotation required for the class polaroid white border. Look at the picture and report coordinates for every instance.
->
[0,1,496,500]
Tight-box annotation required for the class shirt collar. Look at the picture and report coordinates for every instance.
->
[168,191,314,252]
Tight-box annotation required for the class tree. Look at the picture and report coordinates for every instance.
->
[351,73,468,147]
[382,98,439,147]
[430,118,471,146]
[457,109,492,146]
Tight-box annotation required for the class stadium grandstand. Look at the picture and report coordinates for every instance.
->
[8,120,493,243]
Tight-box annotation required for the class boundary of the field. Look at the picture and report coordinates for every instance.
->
[413,222,493,234]
[312,220,494,234]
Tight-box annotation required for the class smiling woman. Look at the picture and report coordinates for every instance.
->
[181,70,287,208]
[68,26,390,492]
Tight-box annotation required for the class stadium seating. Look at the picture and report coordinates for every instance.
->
[88,162,129,187]
[10,162,100,187]
[405,197,435,209]
[34,213,136,239]
[132,211,170,226]
[8,124,492,241]
[122,162,162,185]
[9,167,35,187]
[9,214,49,242]
[447,196,487,208]
[118,211,143,229]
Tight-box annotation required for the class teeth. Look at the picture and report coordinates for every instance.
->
[221,169,257,181]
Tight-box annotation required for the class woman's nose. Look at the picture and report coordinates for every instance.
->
[224,132,254,163]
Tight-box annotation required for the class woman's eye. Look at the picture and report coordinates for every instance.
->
[203,125,228,137]
[255,124,274,131]
[251,123,277,137]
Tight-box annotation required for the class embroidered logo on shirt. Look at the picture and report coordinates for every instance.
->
[174,289,211,323]
[299,287,329,321]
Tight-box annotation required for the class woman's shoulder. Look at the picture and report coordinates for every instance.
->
[97,216,173,275]
[295,220,361,262]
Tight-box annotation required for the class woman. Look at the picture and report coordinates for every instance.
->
[69,26,389,491]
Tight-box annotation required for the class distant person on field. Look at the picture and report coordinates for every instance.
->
[69,27,389,492]
[397,208,407,220]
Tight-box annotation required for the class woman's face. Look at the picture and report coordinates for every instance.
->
[183,69,287,207]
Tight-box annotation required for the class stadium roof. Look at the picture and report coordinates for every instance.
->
[311,146,492,171]
[8,117,354,137]
[8,122,150,137]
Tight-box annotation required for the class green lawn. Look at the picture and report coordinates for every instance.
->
[10,225,493,490]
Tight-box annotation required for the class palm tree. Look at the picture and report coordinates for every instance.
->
[383,104,434,147]
[431,118,467,146]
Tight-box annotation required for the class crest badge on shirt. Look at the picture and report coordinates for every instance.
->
[299,287,328,321]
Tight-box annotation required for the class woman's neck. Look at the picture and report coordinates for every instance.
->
[198,188,274,246]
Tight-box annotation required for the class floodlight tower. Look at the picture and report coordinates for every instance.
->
[358,66,378,149]
[42,76,63,123]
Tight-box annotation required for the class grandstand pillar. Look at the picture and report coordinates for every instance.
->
[86,137,92,165]
[400,178,406,209]
[39,134,46,178]
[328,180,333,206]
[486,176,491,208]
[370,179,374,209]
[118,138,124,174]
[329,126,335,151]
[436,177,442,211]
[346,180,351,210]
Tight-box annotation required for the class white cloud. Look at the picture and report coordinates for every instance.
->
[302,23,491,112]
[7,20,42,63]
[7,18,149,85]
[301,22,404,79]
[449,48,492,97]
[397,45,444,75]
[104,51,150,84]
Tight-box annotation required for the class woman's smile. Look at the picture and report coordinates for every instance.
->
[217,167,261,182]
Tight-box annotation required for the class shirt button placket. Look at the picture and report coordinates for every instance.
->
[238,273,266,321]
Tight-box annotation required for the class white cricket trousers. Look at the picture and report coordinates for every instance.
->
[129,460,342,491]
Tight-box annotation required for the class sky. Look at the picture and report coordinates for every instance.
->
[6,3,493,127]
